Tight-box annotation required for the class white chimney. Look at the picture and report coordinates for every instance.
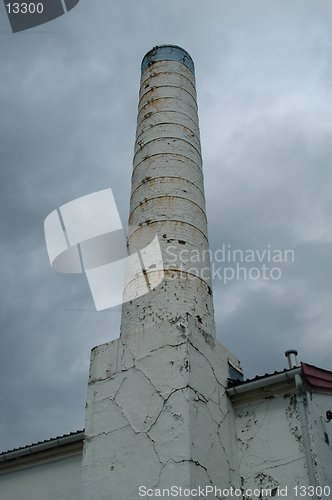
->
[121,44,215,340]
[80,46,242,500]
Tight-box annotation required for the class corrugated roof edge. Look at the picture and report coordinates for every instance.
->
[229,362,332,388]
[0,430,84,461]
[228,362,332,397]
[227,367,302,398]
[228,367,300,387]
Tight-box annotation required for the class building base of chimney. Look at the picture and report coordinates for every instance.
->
[80,315,241,499]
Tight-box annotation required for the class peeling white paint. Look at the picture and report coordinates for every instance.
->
[80,316,240,499]
[232,384,332,499]
[307,392,332,489]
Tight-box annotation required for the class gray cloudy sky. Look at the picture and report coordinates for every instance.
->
[1,0,332,452]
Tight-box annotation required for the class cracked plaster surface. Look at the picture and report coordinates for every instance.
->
[235,395,310,497]
[80,315,240,499]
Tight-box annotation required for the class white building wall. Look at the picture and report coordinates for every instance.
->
[0,454,82,500]
[234,392,309,498]
[307,392,332,489]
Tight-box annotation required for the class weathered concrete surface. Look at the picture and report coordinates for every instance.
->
[307,392,332,490]
[80,46,242,500]
[121,47,216,340]
[234,392,309,498]
[80,314,241,500]
[231,379,332,499]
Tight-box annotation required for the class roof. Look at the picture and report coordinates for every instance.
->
[228,367,299,387]
[0,430,84,462]
[228,362,332,395]
[302,362,332,392]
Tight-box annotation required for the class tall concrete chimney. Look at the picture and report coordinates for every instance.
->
[80,46,242,500]
[120,45,215,340]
